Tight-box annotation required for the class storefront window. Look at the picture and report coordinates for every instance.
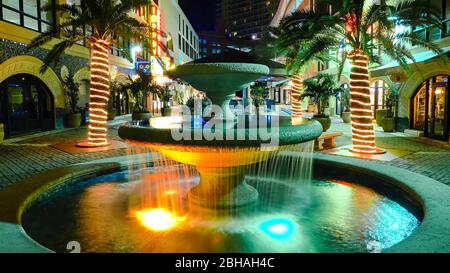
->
[412,76,449,140]
[413,83,427,131]
[369,80,387,117]
[1,0,55,32]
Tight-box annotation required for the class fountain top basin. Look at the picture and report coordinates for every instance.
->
[170,62,269,103]
[169,51,271,104]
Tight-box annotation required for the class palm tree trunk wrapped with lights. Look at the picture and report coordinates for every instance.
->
[87,38,111,146]
[291,73,303,125]
[349,49,376,153]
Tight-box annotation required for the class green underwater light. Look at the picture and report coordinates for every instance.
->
[259,218,295,240]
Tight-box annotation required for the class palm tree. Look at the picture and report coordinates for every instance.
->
[269,10,335,125]
[301,73,344,117]
[123,70,160,113]
[268,15,320,125]
[28,0,152,147]
[269,0,444,153]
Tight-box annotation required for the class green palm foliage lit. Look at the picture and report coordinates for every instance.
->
[270,0,444,153]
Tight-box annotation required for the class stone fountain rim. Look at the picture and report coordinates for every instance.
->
[118,120,323,148]
[1,156,449,253]
[170,62,271,76]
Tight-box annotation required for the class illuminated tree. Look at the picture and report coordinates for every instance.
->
[28,0,152,147]
[269,17,323,125]
[270,0,444,153]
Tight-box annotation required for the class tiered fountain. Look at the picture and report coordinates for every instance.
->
[19,54,423,253]
[118,55,323,208]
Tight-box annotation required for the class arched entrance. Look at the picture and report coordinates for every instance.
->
[411,75,449,140]
[0,74,55,137]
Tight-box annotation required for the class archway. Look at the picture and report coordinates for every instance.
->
[0,56,63,108]
[0,74,55,137]
[410,75,449,141]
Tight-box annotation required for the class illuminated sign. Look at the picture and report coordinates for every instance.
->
[136,61,151,75]
[150,4,161,57]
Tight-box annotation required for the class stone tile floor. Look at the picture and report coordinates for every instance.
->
[0,114,449,188]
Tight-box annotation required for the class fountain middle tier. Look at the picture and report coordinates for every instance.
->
[119,119,323,208]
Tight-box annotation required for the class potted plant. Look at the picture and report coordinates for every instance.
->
[251,82,269,113]
[301,73,343,132]
[376,109,388,126]
[0,123,4,144]
[341,88,351,123]
[381,85,399,132]
[124,71,154,121]
[62,72,82,128]
[186,96,211,116]
[174,88,185,106]
[157,86,173,117]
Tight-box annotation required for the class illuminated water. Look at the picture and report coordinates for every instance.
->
[22,163,419,253]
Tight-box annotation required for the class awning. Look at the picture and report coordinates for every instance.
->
[371,46,450,77]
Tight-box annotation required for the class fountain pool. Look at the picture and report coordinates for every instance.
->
[21,161,419,253]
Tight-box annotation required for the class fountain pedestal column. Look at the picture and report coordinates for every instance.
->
[189,166,258,208]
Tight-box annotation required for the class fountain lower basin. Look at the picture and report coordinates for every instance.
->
[119,120,323,208]
[19,156,424,253]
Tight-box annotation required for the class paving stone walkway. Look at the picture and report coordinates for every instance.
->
[328,118,450,186]
[0,116,150,188]
[0,115,449,188]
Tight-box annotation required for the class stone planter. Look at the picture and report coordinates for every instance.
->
[313,116,331,132]
[161,107,172,117]
[376,109,388,126]
[341,112,351,124]
[0,123,4,144]
[107,110,116,121]
[132,112,152,121]
[64,113,82,128]
[307,104,317,114]
[381,117,396,132]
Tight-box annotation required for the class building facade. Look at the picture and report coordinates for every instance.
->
[0,0,199,138]
[217,0,280,39]
[135,0,200,112]
[272,0,450,142]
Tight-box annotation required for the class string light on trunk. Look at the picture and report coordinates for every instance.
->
[290,73,303,125]
[77,38,112,147]
[348,50,384,154]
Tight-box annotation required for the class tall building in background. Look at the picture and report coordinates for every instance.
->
[217,0,280,39]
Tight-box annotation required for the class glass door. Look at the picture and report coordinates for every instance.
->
[413,76,449,141]
[6,82,27,135]
[429,84,448,139]
[27,83,41,131]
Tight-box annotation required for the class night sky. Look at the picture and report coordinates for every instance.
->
[178,0,217,32]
